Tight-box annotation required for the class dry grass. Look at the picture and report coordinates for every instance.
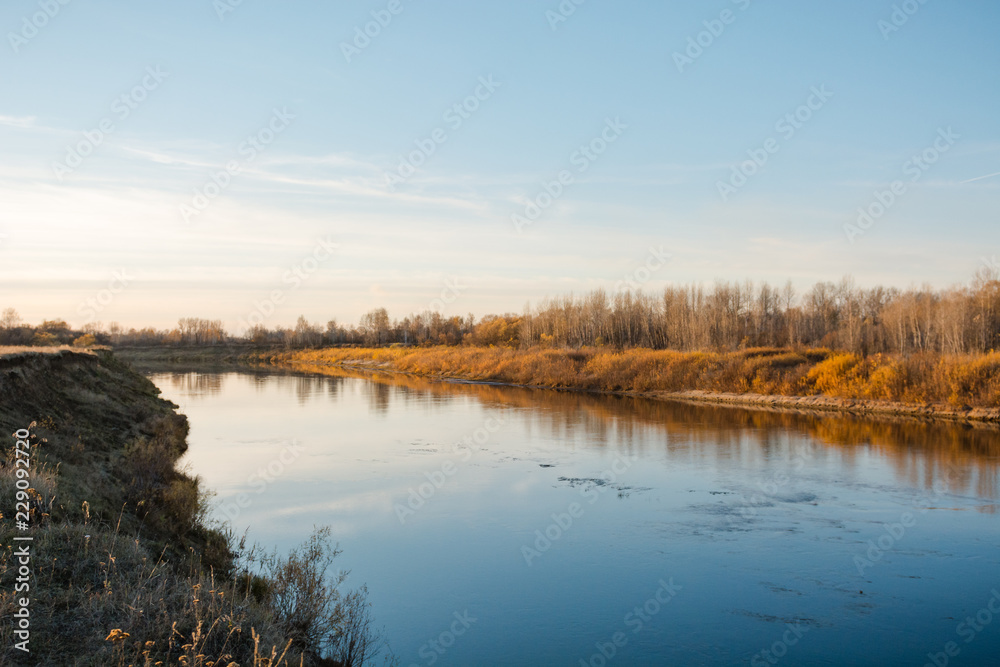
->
[0,522,294,666]
[0,422,386,666]
[0,351,390,666]
[264,346,1000,409]
[0,345,96,358]
[0,417,294,665]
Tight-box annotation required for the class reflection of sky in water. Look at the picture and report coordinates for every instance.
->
[150,369,1000,666]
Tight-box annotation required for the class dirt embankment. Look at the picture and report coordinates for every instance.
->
[645,389,1000,423]
[0,348,365,665]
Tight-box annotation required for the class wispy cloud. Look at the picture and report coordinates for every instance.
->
[260,153,377,170]
[117,146,218,169]
[238,166,490,211]
[0,115,36,129]
[959,170,1000,184]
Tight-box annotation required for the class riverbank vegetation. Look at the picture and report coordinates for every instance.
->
[0,349,387,665]
[257,345,1000,411]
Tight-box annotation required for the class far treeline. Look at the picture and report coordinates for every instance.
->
[4,270,1000,355]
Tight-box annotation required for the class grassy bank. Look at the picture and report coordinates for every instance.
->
[255,346,1000,421]
[0,348,385,665]
[114,344,268,367]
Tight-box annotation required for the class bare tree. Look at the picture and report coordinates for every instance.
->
[327,585,389,667]
[360,308,391,346]
[1,307,20,329]
[264,527,390,665]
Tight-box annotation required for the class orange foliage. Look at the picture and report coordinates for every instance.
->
[259,346,1000,408]
[470,315,522,348]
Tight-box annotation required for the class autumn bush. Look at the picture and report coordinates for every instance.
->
[939,352,1000,407]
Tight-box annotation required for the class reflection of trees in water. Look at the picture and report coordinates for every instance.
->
[263,373,345,405]
[294,375,322,406]
[160,372,225,396]
[154,368,349,404]
[155,364,999,501]
[366,381,391,415]
[287,363,1000,500]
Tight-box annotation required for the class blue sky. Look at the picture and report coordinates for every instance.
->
[1,0,998,331]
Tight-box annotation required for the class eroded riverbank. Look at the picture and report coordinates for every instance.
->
[0,349,383,665]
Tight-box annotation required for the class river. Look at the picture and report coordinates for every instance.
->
[147,367,1000,666]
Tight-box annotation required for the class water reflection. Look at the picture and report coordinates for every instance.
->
[156,370,227,397]
[277,363,1000,502]
[150,364,1000,503]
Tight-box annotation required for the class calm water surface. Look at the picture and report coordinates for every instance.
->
[147,368,1000,666]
